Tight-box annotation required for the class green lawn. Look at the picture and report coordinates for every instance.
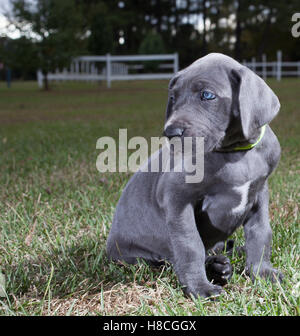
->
[0,79,299,316]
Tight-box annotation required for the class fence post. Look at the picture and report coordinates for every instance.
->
[6,67,11,88]
[75,61,79,74]
[106,53,112,88]
[262,54,267,80]
[37,70,43,88]
[174,53,179,73]
[91,62,95,75]
[276,50,282,81]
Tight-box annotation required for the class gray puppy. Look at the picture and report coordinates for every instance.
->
[106,53,283,298]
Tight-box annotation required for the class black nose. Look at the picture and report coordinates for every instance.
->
[163,126,184,139]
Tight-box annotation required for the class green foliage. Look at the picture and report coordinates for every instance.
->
[139,31,165,72]
[139,31,166,55]
[87,2,114,55]
[10,0,85,88]
[0,36,38,79]
[2,0,300,81]
[171,24,202,68]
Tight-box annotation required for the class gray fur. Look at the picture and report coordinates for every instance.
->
[106,53,283,298]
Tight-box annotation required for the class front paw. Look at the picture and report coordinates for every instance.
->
[183,282,223,299]
[206,255,233,286]
[246,263,283,283]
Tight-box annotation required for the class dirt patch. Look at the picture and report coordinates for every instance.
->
[18,281,179,315]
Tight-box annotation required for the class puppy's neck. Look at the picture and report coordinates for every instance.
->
[215,125,266,152]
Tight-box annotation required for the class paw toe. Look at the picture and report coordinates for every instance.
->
[206,255,233,286]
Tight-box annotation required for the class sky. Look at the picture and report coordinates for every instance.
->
[0,0,21,39]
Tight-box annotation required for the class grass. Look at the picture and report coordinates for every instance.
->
[0,79,299,316]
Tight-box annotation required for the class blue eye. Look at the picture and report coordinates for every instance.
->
[201,91,216,100]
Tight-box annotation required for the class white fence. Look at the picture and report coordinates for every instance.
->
[243,50,300,81]
[37,50,299,87]
[37,53,179,88]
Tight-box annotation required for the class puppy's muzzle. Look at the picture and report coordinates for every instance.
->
[163,126,185,139]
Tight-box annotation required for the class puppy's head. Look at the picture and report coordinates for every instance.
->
[164,53,280,152]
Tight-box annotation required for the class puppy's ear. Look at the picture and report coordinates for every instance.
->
[232,67,280,139]
[165,93,173,121]
[166,74,180,121]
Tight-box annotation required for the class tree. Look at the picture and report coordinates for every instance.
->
[139,31,166,72]
[202,0,208,55]
[8,0,85,89]
[88,5,114,55]
[139,31,165,55]
[231,0,300,61]
[74,0,115,55]
[0,36,38,80]
[172,23,202,67]
[3,0,299,84]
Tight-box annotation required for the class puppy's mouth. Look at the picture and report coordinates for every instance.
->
[163,126,224,153]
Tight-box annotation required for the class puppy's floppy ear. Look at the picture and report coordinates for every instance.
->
[165,74,180,121]
[232,67,280,139]
[165,93,173,121]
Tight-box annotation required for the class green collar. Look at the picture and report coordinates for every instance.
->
[216,125,267,152]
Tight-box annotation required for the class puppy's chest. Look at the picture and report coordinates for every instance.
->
[228,181,253,215]
[199,180,259,235]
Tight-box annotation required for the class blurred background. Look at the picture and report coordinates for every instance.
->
[0,0,299,84]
